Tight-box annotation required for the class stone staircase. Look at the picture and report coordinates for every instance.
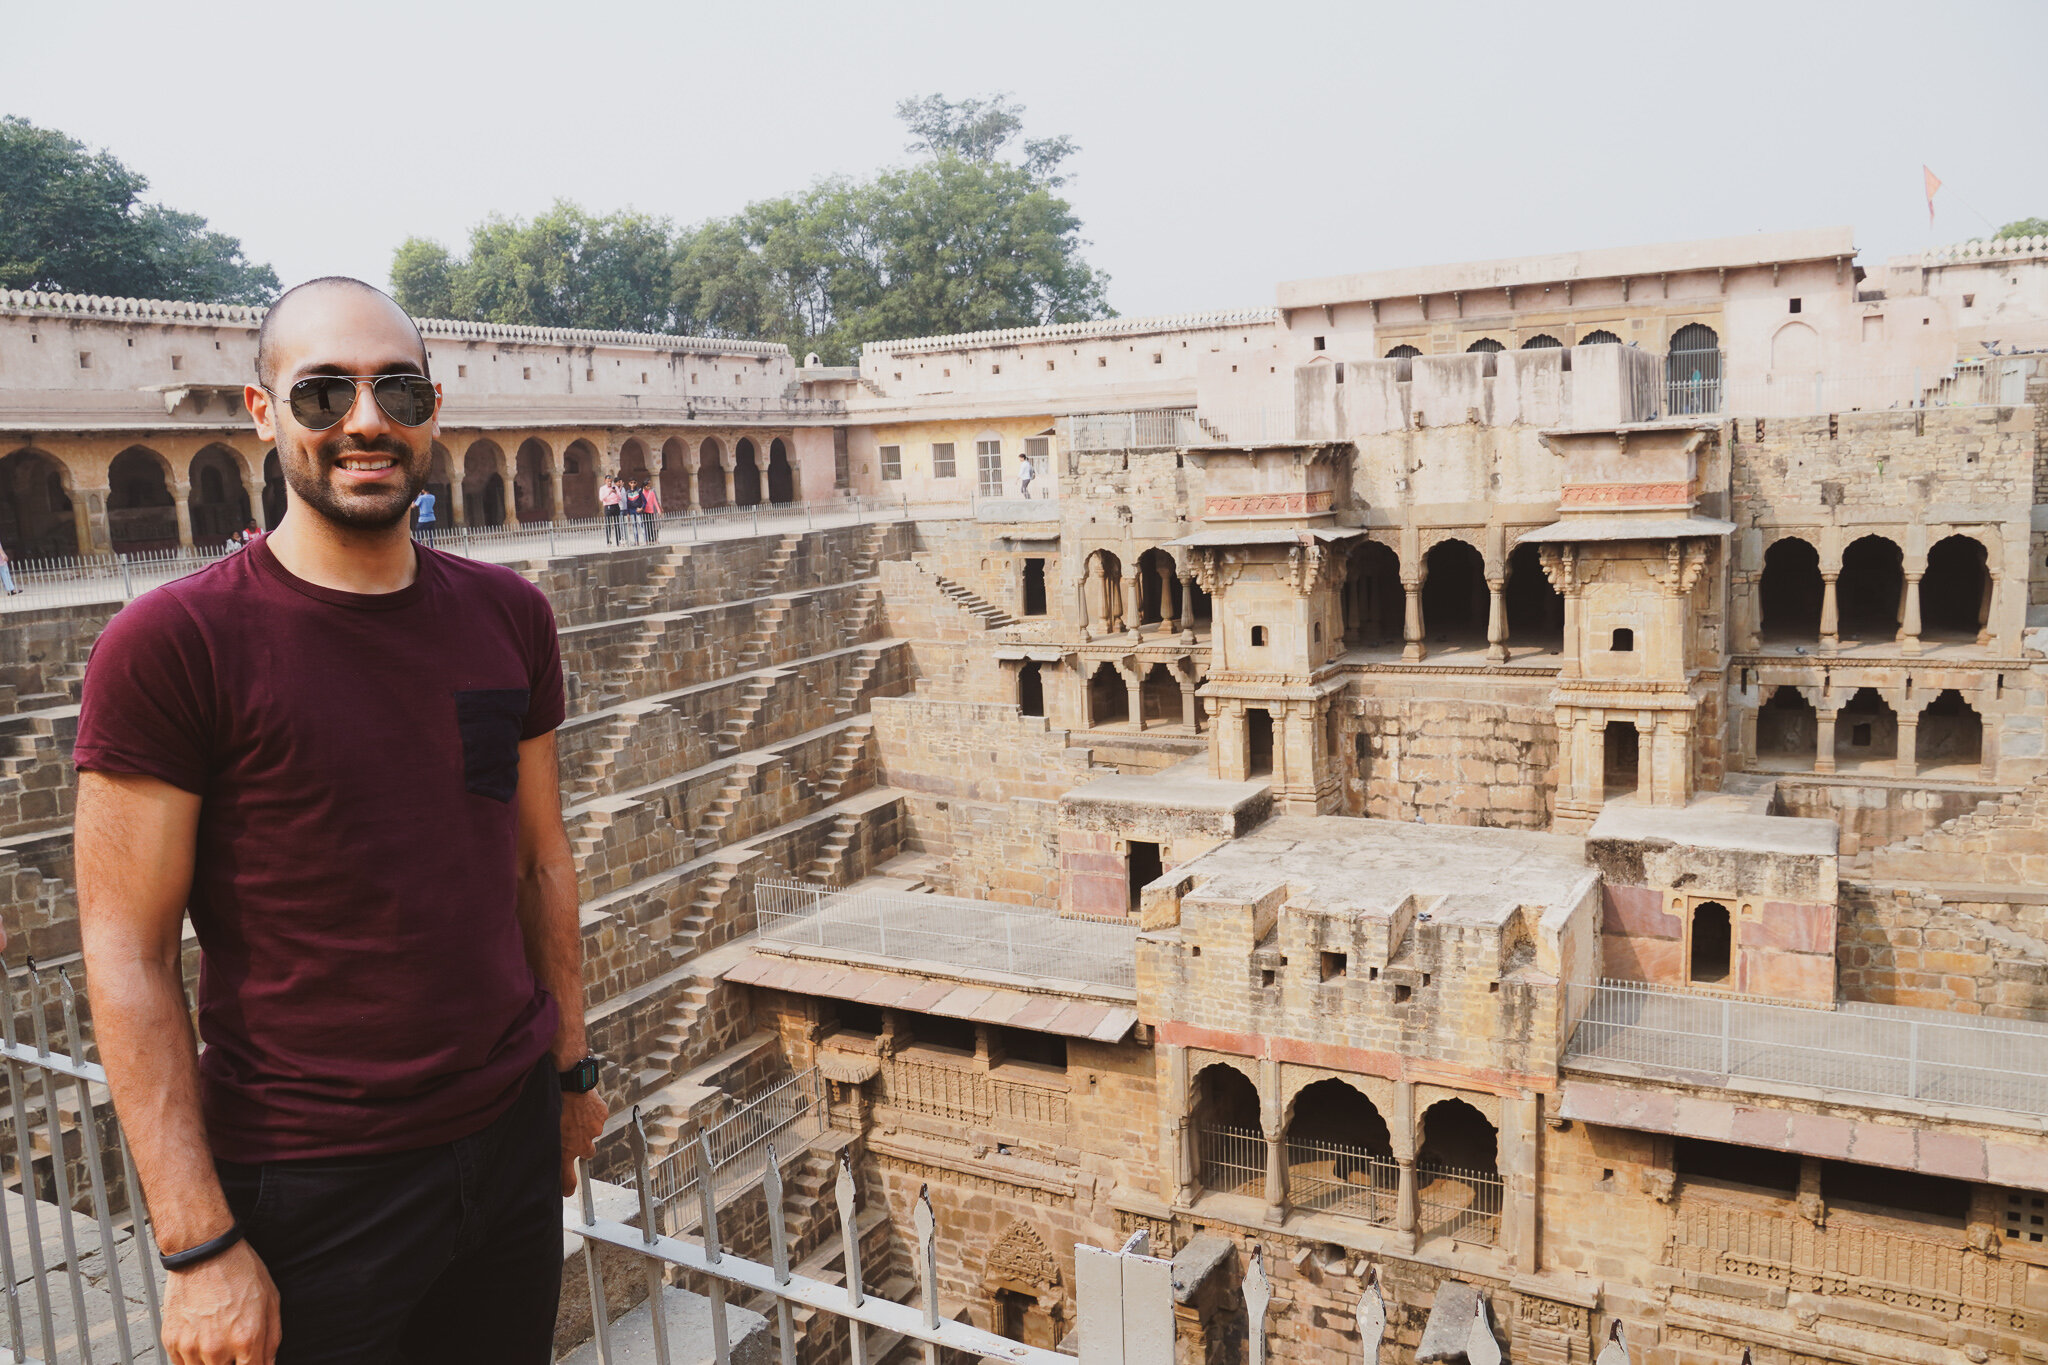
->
[922,564,1017,630]
[570,709,645,802]
[833,647,886,717]
[1860,770,2048,883]
[735,599,794,671]
[747,535,803,599]
[692,760,768,851]
[715,675,780,755]
[835,585,885,651]
[847,523,893,580]
[812,723,872,806]
[615,548,689,615]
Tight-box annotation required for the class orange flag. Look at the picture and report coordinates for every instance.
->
[1924,166,1943,226]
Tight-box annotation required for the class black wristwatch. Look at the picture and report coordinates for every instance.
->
[560,1056,601,1093]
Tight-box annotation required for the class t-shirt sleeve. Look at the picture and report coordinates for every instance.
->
[519,580,566,739]
[72,588,217,794]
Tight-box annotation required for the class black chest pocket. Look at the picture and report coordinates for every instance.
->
[455,688,530,803]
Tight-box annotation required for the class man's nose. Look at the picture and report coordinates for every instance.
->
[340,380,391,437]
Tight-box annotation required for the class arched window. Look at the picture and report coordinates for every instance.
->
[1420,540,1487,650]
[766,438,795,504]
[1284,1079,1394,1219]
[1836,687,1898,769]
[1136,548,1180,626]
[1689,903,1732,983]
[108,447,177,552]
[0,449,78,558]
[1192,1065,1262,1198]
[1141,663,1179,725]
[1384,344,1422,359]
[1577,330,1621,346]
[1465,338,1505,354]
[1921,535,1989,642]
[1839,536,1904,641]
[1417,1099,1501,1244]
[1610,628,1635,652]
[1503,541,1562,652]
[733,439,763,506]
[1758,538,1822,642]
[1087,663,1128,727]
[185,446,252,547]
[697,439,727,509]
[1756,687,1817,767]
[516,438,557,522]
[1916,689,1983,772]
[1666,323,1722,414]
[1520,334,1563,350]
[660,437,691,511]
[1017,661,1044,717]
[1604,721,1639,798]
[1343,541,1403,648]
[1246,708,1274,776]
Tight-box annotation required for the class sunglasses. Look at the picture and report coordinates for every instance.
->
[274,374,437,431]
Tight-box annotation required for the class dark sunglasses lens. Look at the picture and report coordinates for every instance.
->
[373,376,436,427]
[288,377,357,430]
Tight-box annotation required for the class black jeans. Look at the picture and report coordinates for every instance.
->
[216,1057,563,1363]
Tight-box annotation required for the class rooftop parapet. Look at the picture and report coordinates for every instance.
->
[859,306,1278,358]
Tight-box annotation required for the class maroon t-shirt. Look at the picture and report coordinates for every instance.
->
[73,535,564,1162]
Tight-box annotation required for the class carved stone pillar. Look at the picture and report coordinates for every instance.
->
[1262,1126,1287,1225]
[1126,671,1145,733]
[1979,573,1998,647]
[1896,710,1920,778]
[1168,1048,1197,1205]
[685,462,701,512]
[720,452,737,506]
[1084,560,1110,638]
[1814,707,1839,775]
[446,474,467,527]
[1122,571,1142,641]
[78,486,110,555]
[1819,572,1840,652]
[1898,571,1923,655]
[1402,578,1425,663]
[172,480,195,549]
[1181,681,1198,733]
[1485,574,1507,664]
[1395,1158,1417,1234]
[1178,571,1196,640]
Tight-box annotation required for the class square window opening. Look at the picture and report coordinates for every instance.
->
[1320,951,1347,981]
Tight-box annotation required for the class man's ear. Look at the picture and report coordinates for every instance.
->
[247,384,278,442]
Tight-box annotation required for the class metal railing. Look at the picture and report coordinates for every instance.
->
[1415,1161,1503,1246]
[1056,409,1200,452]
[0,495,962,615]
[1285,1137,1398,1222]
[644,1069,824,1220]
[874,1054,1071,1132]
[1197,1124,1265,1199]
[754,880,1138,991]
[1564,977,2048,1117]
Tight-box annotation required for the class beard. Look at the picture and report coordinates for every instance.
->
[277,429,429,531]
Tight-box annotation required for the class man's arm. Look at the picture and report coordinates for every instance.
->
[77,770,279,1365]
[513,731,604,1195]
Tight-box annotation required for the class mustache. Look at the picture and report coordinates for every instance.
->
[316,434,415,465]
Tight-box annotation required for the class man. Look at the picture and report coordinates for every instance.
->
[1017,452,1035,501]
[599,474,622,543]
[411,485,436,542]
[74,277,605,1365]
[624,478,648,544]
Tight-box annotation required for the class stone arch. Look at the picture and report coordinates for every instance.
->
[1136,547,1179,626]
[733,438,763,507]
[462,440,508,527]
[1839,535,1904,641]
[1771,320,1820,373]
[515,438,556,523]
[560,439,601,521]
[1666,322,1722,415]
[1689,902,1733,983]
[107,446,178,552]
[1083,549,1126,635]
[983,1220,1062,1349]
[659,437,691,511]
[1922,534,1990,642]
[1504,539,1563,651]
[1140,662,1179,724]
[766,437,795,504]
[1384,344,1421,359]
[1086,661,1129,727]
[1190,1060,1261,1129]
[1756,685,1818,766]
[1420,537,1487,649]
[1758,536,1823,642]
[697,438,728,509]
[1283,1076,1393,1154]
[616,437,651,482]
[1520,334,1563,350]
[1836,687,1898,768]
[424,442,454,527]
[1418,1097,1498,1174]
[1577,330,1621,346]
[1916,688,1983,771]
[1466,338,1505,354]
[187,444,254,546]
[1604,718,1640,797]
[1343,540,1402,647]
[1016,660,1045,717]
[0,448,78,559]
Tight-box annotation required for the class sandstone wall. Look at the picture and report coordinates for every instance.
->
[1342,679,1560,828]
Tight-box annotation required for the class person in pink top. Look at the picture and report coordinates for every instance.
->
[598,476,622,544]
[641,479,662,544]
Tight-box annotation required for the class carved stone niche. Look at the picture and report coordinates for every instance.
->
[984,1219,1064,1348]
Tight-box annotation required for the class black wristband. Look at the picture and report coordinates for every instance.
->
[161,1221,244,1272]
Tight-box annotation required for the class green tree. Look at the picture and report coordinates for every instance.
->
[0,116,278,303]
[393,201,678,332]
[1996,217,2048,240]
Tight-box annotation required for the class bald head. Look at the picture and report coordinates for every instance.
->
[254,277,429,391]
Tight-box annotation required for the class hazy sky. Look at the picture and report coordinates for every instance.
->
[9,0,2047,319]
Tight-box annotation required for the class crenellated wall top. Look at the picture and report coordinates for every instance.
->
[1920,235,2048,266]
[861,307,1280,358]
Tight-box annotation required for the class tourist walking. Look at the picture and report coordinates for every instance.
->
[75,277,602,1365]
[600,475,622,543]
[0,540,20,595]
[411,486,436,542]
[1018,452,1035,500]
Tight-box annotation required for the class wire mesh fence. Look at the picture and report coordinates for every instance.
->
[1565,977,2048,1116]
[753,879,1138,990]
